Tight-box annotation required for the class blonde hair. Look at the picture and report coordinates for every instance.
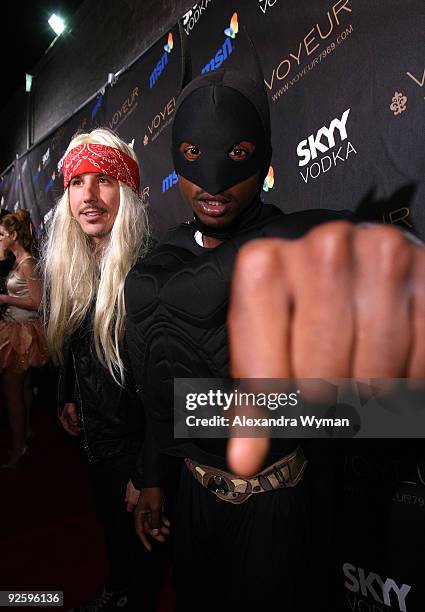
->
[42,127,149,383]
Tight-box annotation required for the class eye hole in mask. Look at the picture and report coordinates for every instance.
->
[179,141,256,163]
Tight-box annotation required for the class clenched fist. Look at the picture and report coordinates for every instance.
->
[227,222,425,475]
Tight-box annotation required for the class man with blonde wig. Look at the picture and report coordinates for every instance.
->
[42,128,162,611]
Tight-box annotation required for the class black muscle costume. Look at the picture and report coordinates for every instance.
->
[125,67,349,612]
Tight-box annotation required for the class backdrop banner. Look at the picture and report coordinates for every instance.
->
[1,0,423,241]
[0,2,423,609]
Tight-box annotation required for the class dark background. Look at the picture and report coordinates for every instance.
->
[0,0,196,171]
[0,2,84,108]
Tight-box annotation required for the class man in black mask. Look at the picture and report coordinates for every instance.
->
[125,67,352,612]
[169,68,347,245]
[171,70,273,244]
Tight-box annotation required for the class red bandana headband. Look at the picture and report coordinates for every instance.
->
[63,143,140,194]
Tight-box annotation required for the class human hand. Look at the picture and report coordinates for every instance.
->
[227,222,425,475]
[59,402,80,436]
[0,294,9,304]
[125,480,141,512]
[134,487,171,551]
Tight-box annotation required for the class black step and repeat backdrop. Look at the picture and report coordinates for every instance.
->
[1,1,424,609]
[1,0,423,240]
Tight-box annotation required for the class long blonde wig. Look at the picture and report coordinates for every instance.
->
[42,128,149,384]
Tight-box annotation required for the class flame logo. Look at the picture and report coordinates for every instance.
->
[164,32,173,53]
[224,12,238,39]
[262,166,275,192]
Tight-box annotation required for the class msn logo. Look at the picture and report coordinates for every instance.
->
[201,37,234,74]
[150,52,169,89]
[162,171,178,193]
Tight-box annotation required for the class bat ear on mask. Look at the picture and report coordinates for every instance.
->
[237,25,268,96]
[178,20,192,91]
[176,19,268,109]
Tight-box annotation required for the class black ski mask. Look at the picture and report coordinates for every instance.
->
[172,69,272,236]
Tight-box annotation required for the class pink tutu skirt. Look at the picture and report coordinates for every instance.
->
[0,319,49,373]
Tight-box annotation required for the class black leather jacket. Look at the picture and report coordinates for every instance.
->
[58,316,145,487]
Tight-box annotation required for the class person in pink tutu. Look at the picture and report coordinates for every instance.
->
[0,209,48,468]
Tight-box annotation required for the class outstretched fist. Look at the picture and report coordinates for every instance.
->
[227,222,425,475]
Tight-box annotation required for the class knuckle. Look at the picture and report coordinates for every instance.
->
[235,239,286,288]
[358,226,411,279]
[306,221,353,276]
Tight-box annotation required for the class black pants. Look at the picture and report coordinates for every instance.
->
[88,454,166,610]
[173,461,328,612]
